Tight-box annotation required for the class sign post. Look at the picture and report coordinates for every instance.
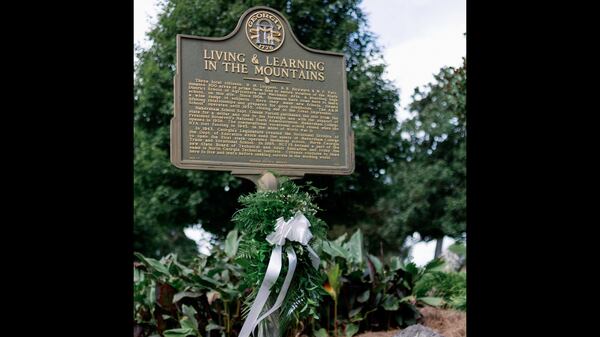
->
[171,6,354,189]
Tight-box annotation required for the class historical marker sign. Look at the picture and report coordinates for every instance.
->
[171,6,354,177]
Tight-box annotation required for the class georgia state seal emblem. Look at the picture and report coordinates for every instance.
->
[245,10,285,52]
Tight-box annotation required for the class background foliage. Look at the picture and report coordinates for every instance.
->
[375,60,466,252]
[134,228,466,337]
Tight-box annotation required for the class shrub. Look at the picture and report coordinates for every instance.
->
[413,271,466,311]
[134,231,467,336]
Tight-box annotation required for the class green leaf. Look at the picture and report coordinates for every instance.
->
[220,287,239,300]
[374,292,383,305]
[173,259,194,276]
[350,306,377,323]
[368,254,383,274]
[224,229,239,259]
[326,263,342,296]
[135,253,170,276]
[134,267,142,282]
[345,323,359,337]
[394,314,404,326]
[314,328,328,337]
[349,306,362,318]
[448,243,466,258]
[333,233,347,245]
[357,290,370,303]
[182,304,198,330]
[390,256,402,271]
[147,284,156,307]
[400,295,415,303]
[206,322,224,331]
[190,274,220,288]
[404,262,419,277]
[322,240,348,259]
[173,291,203,303]
[382,295,400,311]
[424,258,445,273]
[180,317,196,331]
[163,327,194,337]
[419,297,444,307]
[344,229,364,265]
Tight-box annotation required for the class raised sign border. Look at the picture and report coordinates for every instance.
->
[171,6,354,177]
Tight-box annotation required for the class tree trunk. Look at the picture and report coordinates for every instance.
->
[434,237,444,258]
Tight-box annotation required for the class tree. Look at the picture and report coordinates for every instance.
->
[377,59,466,255]
[134,0,401,259]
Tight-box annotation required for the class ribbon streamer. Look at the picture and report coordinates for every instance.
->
[238,211,320,337]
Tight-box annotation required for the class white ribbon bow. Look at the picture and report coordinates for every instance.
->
[238,211,320,337]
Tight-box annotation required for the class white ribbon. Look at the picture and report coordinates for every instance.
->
[238,211,320,337]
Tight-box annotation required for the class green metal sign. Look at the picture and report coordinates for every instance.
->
[171,6,354,177]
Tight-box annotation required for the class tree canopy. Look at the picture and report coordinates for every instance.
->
[376,59,466,251]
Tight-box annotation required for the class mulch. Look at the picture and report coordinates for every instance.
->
[353,307,466,337]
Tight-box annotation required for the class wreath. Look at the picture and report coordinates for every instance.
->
[233,179,327,337]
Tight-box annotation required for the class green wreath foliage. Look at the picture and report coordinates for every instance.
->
[233,179,328,336]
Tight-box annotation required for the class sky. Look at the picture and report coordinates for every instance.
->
[360,0,466,119]
[134,0,465,265]
[134,0,160,51]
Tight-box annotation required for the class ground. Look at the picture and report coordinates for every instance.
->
[354,307,466,337]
